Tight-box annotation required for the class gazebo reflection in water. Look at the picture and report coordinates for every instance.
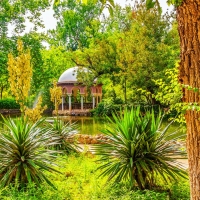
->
[56,66,102,116]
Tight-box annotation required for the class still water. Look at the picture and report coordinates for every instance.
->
[0,114,185,137]
[57,116,185,137]
[58,116,108,135]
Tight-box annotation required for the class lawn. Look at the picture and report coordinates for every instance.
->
[0,152,190,200]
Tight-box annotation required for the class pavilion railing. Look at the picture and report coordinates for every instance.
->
[59,103,93,110]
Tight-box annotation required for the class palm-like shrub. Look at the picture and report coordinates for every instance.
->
[93,107,187,190]
[0,117,60,188]
[45,118,79,153]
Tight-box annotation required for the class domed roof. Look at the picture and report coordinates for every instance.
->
[58,66,90,83]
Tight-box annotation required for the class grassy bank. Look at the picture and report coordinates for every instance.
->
[0,153,190,200]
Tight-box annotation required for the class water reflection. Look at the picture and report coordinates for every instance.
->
[0,114,185,137]
[61,116,185,137]
[60,116,108,135]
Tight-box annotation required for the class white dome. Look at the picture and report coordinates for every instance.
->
[58,67,89,83]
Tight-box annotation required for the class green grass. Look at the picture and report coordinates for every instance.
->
[0,153,190,200]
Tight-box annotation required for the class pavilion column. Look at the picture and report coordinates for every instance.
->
[68,94,72,111]
[61,95,65,111]
[96,95,99,105]
[92,95,96,109]
[81,95,84,110]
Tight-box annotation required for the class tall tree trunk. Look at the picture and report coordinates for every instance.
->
[177,1,200,199]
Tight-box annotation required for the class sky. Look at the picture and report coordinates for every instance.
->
[8,0,173,36]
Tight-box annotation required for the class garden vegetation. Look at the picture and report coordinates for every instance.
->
[0,0,193,198]
[0,107,189,199]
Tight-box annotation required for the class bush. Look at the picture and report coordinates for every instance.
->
[169,180,190,199]
[93,106,188,190]
[0,117,60,188]
[0,98,20,109]
[45,118,79,153]
[91,99,121,116]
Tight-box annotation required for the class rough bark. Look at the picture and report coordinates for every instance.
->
[177,0,200,199]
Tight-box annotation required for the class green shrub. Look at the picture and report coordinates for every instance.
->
[169,180,190,199]
[93,106,188,190]
[92,99,121,116]
[0,98,20,109]
[0,117,60,188]
[45,118,79,153]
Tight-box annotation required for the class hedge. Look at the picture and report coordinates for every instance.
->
[0,98,20,109]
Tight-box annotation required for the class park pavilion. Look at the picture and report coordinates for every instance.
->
[56,66,102,116]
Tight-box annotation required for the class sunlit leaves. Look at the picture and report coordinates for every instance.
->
[25,96,47,123]
[76,0,114,7]
[114,3,174,104]
[166,0,183,6]
[50,80,62,115]
[7,39,32,113]
[70,2,178,105]
[146,0,182,10]
[146,0,156,9]
[52,0,101,50]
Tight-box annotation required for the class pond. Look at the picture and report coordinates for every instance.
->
[56,116,186,138]
[0,114,186,138]
[56,116,108,135]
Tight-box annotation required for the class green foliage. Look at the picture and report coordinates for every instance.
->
[93,107,187,190]
[169,180,190,199]
[154,65,183,120]
[0,117,60,188]
[123,3,177,103]
[92,99,120,116]
[166,0,183,6]
[0,154,190,199]
[51,0,101,49]
[21,33,45,93]
[146,0,156,9]
[146,0,182,9]
[71,2,179,105]
[0,0,50,98]
[45,118,79,153]
[0,98,20,109]
[41,47,74,109]
[0,0,50,34]
[153,65,200,122]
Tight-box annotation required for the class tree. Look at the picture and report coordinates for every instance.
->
[53,0,115,13]
[82,0,200,198]
[0,0,50,99]
[50,0,102,50]
[21,32,46,94]
[145,0,200,198]
[123,4,177,105]
[0,0,50,34]
[176,1,200,199]
[8,39,47,119]
[72,3,178,105]
[7,39,32,114]
[41,46,74,108]
[50,81,62,115]
[0,37,15,99]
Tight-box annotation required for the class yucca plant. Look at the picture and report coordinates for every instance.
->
[0,117,60,188]
[93,107,187,190]
[45,118,79,153]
